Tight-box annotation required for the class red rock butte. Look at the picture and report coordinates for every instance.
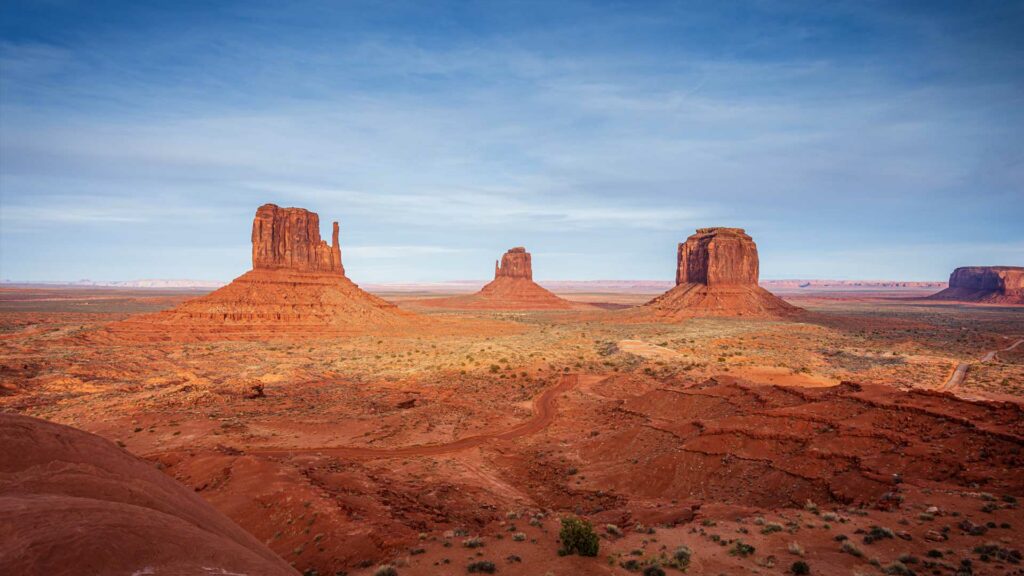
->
[417,247,584,310]
[108,204,413,339]
[638,227,800,319]
[928,266,1024,304]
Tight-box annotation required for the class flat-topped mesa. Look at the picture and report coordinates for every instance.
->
[252,204,344,274]
[494,247,533,280]
[929,266,1024,304]
[635,226,800,320]
[676,227,758,286]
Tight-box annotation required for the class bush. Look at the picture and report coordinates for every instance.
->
[791,560,810,575]
[373,566,398,576]
[559,517,599,557]
[463,537,484,548]
[467,560,496,573]
[670,546,692,570]
[642,566,665,576]
[729,540,755,557]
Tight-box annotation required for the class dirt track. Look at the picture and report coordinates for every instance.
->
[941,337,1024,391]
[253,373,598,458]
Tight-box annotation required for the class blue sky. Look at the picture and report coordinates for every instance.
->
[1,1,1022,283]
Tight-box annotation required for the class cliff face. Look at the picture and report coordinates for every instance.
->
[676,228,759,286]
[638,227,800,320]
[929,266,1024,304]
[494,247,533,280]
[252,204,343,274]
[418,247,586,310]
[109,203,413,340]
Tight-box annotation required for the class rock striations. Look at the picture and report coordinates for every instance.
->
[928,266,1024,304]
[638,227,800,319]
[417,247,585,310]
[110,204,413,339]
[0,414,297,575]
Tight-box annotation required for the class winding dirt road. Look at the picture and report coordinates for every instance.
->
[940,338,1024,392]
[253,373,595,459]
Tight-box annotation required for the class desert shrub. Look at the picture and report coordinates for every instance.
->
[463,537,484,548]
[559,517,599,557]
[729,540,755,557]
[467,560,496,573]
[606,524,623,537]
[864,525,894,544]
[512,532,526,542]
[882,561,912,575]
[791,560,810,575]
[642,566,665,576]
[669,546,692,570]
[761,522,784,535]
[373,566,398,576]
[788,541,805,556]
[841,541,863,558]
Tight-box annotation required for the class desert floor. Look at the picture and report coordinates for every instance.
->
[1,286,1022,576]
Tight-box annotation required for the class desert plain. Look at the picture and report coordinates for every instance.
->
[2,257,1023,575]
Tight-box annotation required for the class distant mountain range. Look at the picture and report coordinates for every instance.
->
[2,278,946,293]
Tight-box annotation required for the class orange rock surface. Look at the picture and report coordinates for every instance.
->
[0,413,296,576]
[108,204,415,339]
[929,266,1024,304]
[415,247,589,310]
[638,228,800,319]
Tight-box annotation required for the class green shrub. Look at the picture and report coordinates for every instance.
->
[791,560,810,574]
[559,517,599,557]
[467,560,496,573]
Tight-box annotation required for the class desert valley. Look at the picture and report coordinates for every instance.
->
[2,205,1022,576]
[3,3,1023,575]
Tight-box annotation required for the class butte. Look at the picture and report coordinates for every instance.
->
[110,203,414,339]
[633,227,800,319]
[416,247,588,310]
[927,266,1024,305]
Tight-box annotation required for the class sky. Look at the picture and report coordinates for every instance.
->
[1,1,1022,283]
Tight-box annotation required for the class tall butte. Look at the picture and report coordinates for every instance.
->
[927,266,1024,304]
[637,227,800,319]
[111,204,412,339]
[417,247,585,310]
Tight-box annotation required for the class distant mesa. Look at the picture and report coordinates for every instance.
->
[109,203,414,339]
[416,247,587,310]
[927,266,1024,304]
[0,414,296,575]
[636,227,801,319]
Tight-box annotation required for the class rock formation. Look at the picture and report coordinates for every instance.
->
[109,204,414,339]
[252,204,344,274]
[638,227,800,319]
[0,413,297,575]
[416,247,587,310]
[928,266,1024,304]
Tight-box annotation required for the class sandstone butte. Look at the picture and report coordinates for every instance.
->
[416,247,586,310]
[928,266,1024,305]
[109,204,414,339]
[637,227,801,319]
[0,413,297,575]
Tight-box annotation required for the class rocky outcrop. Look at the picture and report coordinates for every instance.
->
[0,414,297,575]
[252,203,344,274]
[494,247,533,280]
[416,247,588,310]
[637,227,800,319]
[928,266,1024,304]
[676,228,758,286]
[108,204,414,340]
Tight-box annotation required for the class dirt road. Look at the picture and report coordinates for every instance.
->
[253,373,597,459]
[940,338,1024,392]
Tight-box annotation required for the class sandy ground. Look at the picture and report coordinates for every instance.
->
[1,286,1023,575]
